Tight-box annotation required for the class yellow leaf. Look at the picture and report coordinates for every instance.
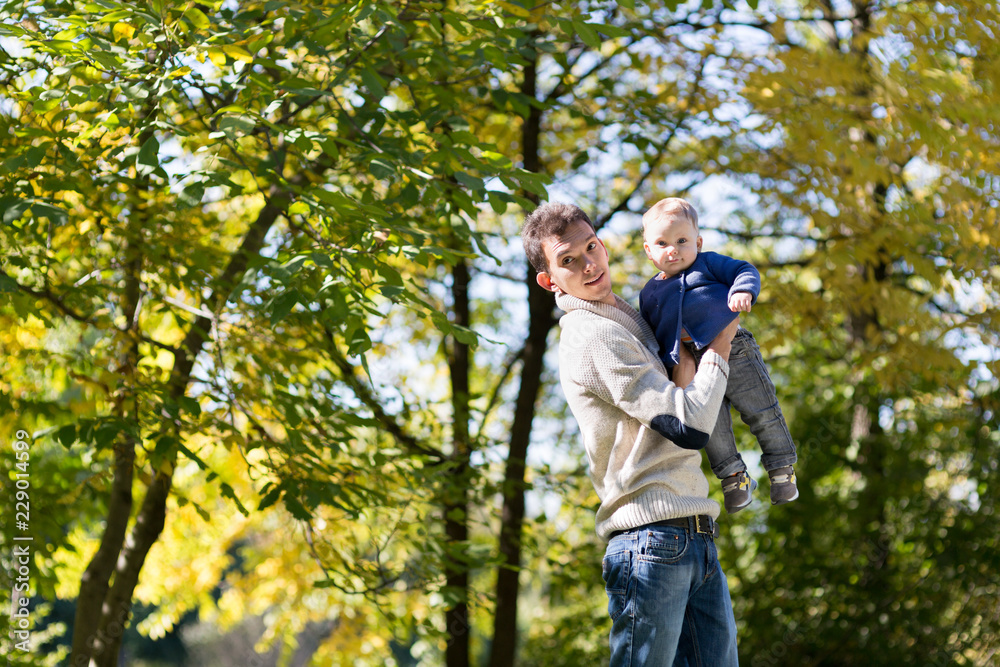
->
[113,22,135,42]
[497,1,530,18]
[207,46,227,67]
[184,6,210,31]
[222,45,253,63]
[288,201,310,216]
[168,66,192,79]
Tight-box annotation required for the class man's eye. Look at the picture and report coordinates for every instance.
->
[588,242,597,250]
[562,257,573,265]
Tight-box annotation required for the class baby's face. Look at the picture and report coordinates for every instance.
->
[643,215,703,277]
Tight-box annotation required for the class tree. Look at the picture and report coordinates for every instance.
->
[699,1,1000,664]
[0,1,531,664]
[3,0,997,664]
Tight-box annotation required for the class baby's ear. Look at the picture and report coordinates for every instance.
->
[696,236,704,251]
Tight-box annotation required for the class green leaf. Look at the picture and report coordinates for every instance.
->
[369,157,396,180]
[179,396,202,416]
[258,485,283,511]
[56,424,76,448]
[136,135,160,176]
[283,493,312,521]
[269,289,300,325]
[0,197,31,225]
[378,284,404,299]
[488,192,508,214]
[221,483,249,517]
[0,273,17,293]
[179,182,205,207]
[361,67,386,98]
[573,21,602,49]
[219,115,255,138]
[454,171,485,192]
[452,325,478,347]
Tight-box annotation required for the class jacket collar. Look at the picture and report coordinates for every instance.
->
[555,292,660,356]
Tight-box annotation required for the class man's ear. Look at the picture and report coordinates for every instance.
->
[536,271,560,294]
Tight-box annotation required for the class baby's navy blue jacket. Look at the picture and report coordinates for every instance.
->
[639,251,761,368]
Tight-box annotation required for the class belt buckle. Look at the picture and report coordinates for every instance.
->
[694,515,717,538]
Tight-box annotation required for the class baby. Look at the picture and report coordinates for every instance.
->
[638,198,798,513]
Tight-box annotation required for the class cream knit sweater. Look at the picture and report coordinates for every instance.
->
[554,292,730,541]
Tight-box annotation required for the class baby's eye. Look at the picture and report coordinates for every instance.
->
[677,238,687,244]
[657,241,667,247]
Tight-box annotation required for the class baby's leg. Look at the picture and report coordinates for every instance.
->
[706,401,757,513]
[723,329,797,473]
[688,340,746,479]
[704,399,744,479]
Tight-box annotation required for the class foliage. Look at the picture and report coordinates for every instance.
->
[1,0,997,665]
[702,1,1000,664]
[0,0,530,663]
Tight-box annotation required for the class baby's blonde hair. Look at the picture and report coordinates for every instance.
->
[642,197,700,234]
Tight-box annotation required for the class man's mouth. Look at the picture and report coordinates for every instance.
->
[586,273,604,286]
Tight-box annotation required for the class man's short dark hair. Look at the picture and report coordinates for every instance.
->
[521,202,596,274]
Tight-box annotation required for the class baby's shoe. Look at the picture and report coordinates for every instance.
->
[722,471,757,514]
[769,466,799,505]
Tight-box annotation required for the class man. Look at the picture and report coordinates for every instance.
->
[521,202,740,666]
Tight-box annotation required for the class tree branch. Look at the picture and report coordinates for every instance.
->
[324,334,444,462]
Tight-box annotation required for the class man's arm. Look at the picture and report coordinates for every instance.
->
[580,320,737,450]
[671,318,736,387]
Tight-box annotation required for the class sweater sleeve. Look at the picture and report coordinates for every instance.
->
[573,329,730,450]
[704,251,761,304]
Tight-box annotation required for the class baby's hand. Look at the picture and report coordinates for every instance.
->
[729,292,753,313]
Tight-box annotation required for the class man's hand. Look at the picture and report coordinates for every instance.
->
[706,318,739,361]
[672,343,697,387]
[729,292,753,312]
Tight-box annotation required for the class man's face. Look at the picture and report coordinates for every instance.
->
[536,219,615,305]
[643,215,702,277]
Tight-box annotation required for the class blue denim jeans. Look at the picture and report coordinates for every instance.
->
[602,518,739,666]
[692,328,797,479]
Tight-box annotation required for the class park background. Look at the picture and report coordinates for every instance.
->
[0,0,997,665]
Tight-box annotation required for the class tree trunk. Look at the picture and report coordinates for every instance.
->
[445,257,472,667]
[70,126,148,664]
[489,46,550,667]
[69,190,288,665]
